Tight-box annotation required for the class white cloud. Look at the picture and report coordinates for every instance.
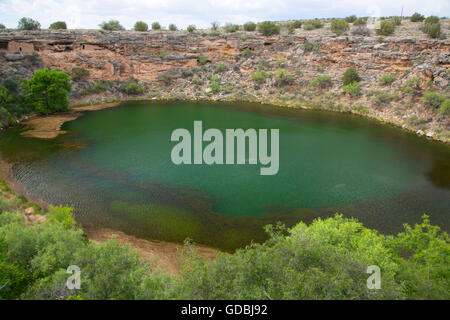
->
[0,0,448,29]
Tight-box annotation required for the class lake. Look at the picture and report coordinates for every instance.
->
[1,101,449,251]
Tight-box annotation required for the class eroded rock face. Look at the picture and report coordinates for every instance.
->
[0,28,449,140]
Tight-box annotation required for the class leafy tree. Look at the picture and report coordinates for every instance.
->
[345,15,357,23]
[376,20,395,36]
[134,21,148,32]
[22,68,72,115]
[243,22,256,31]
[331,19,349,35]
[342,67,361,85]
[410,13,425,22]
[187,25,196,33]
[168,24,177,31]
[257,21,280,36]
[49,21,67,30]
[151,22,161,30]
[18,17,41,30]
[99,20,124,31]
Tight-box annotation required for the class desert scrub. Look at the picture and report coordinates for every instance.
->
[257,21,280,36]
[197,56,207,66]
[187,25,196,33]
[342,67,361,86]
[371,91,396,108]
[275,69,294,86]
[406,115,428,130]
[208,75,221,94]
[71,68,90,81]
[376,20,396,36]
[378,74,396,86]
[330,19,349,35]
[302,40,319,52]
[251,70,268,84]
[342,82,361,98]
[310,75,332,90]
[403,77,421,95]
[243,22,256,31]
[134,21,148,31]
[215,62,227,73]
[120,81,144,95]
[421,91,449,114]
[410,13,425,22]
[303,19,324,30]
[191,77,204,85]
[241,48,254,58]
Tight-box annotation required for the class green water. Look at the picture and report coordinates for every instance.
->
[1,101,449,250]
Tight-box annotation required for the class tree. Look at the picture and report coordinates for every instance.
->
[23,68,72,115]
[99,20,124,31]
[134,21,148,31]
[410,12,425,22]
[211,22,220,30]
[345,15,357,23]
[152,22,161,30]
[49,21,67,30]
[169,24,177,31]
[342,67,361,85]
[17,17,41,30]
[257,21,280,36]
[376,20,395,36]
[187,25,196,33]
[243,22,256,31]
[331,19,349,35]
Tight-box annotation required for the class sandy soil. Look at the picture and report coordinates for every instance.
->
[20,102,121,139]
[84,228,218,274]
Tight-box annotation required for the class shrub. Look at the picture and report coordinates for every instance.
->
[275,68,294,86]
[343,82,361,98]
[303,19,324,30]
[379,74,396,86]
[71,67,90,81]
[391,16,402,26]
[22,68,72,115]
[208,75,221,94]
[215,62,227,73]
[168,24,177,31]
[241,48,254,58]
[121,81,144,95]
[372,91,396,107]
[151,22,161,30]
[353,18,367,26]
[342,67,361,85]
[421,91,446,109]
[251,70,268,84]
[49,21,67,30]
[302,40,319,52]
[197,56,207,65]
[290,20,302,29]
[99,20,124,31]
[187,25,196,33]
[191,77,204,85]
[134,21,148,31]
[421,16,441,38]
[210,22,220,30]
[181,69,193,78]
[403,77,421,94]
[224,23,239,33]
[17,17,41,30]
[376,20,395,36]
[310,75,332,90]
[47,205,75,229]
[439,99,450,115]
[345,15,357,23]
[410,13,425,22]
[331,19,349,35]
[243,22,256,31]
[257,21,280,36]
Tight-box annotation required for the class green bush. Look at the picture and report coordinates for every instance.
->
[421,16,441,38]
[208,75,221,94]
[275,68,294,86]
[345,15,357,23]
[343,82,361,97]
[342,67,361,85]
[49,21,67,30]
[121,81,144,95]
[303,19,324,30]
[257,21,280,36]
[191,77,204,85]
[241,48,254,58]
[353,18,367,26]
[151,22,161,30]
[372,90,396,107]
[71,67,90,81]
[197,56,207,65]
[22,68,72,115]
[224,23,239,33]
[243,22,256,32]
[439,99,450,115]
[403,77,421,94]
[310,75,333,90]
[47,205,75,229]
[169,24,177,31]
[391,16,402,26]
[376,20,396,36]
[99,20,124,31]
[134,21,148,31]
[215,62,227,73]
[251,70,268,84]
[421,91,446,109]
[331,19,349,35]
[410,13,425,22]
[17,17,40,30]
[302,40,319,52]
[379,74,396,86]
[187,25,196,33]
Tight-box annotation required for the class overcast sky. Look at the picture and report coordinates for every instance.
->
[0,0,449,30]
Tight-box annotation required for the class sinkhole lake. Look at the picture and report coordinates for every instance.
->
[1,101,449,250]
